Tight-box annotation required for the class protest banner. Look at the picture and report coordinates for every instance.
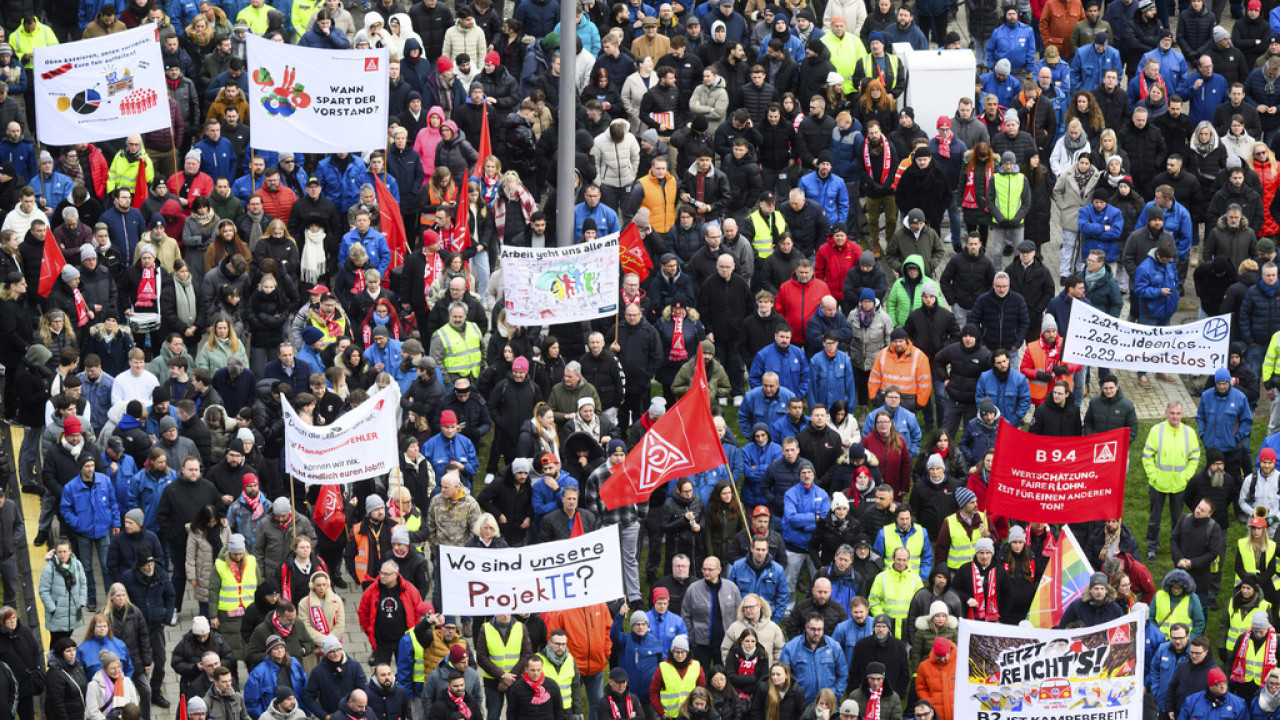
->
[988,423,1129,523]
[245,34,388,153]
[33,26,169,144]
[283,383,398,484]
[1027,526,1094,628]
[500,236,620,326]
[1062,302,1231,374]
[440,526,624,615]
[956,612,1144,720]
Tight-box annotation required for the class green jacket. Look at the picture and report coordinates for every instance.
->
[886,255,949,327]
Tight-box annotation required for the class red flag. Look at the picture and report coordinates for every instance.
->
[600,343,727,509]
[618,222,652,278]
[132,158,148,210]
[37,228,66,297]
[472,108,492,178]
[313,483,347,541]
[178,694,188,720]
[374,173,408,274]
[451,191,470,253]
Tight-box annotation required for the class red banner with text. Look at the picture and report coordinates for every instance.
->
[987,422,1130,523]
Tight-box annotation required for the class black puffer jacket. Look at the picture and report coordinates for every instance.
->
[1178,5,1215,62]
[940,250,995,309]
[109,603,153,671]
[0,620,40,701]
[1119,119,1168,194]
[246,285,290,349]
[44,650,86,720]
[1029,398,1084,436]
[932,337,993,405]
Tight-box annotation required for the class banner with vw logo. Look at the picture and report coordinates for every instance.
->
[1063,302,1231,374]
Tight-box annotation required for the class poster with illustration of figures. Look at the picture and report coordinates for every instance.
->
[956,612,1144,720]
[500,236,620,326]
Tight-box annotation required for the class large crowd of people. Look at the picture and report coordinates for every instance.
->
[0,0,1279,719]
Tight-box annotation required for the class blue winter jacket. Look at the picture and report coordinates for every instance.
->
[194,136,238,181]
[1239,278,1280,345]
[166,0,202,34]
[1179,71,1230,126]
[647,609,688,653]
[980,72,1023,108]
[531,471,578,516]
[0,137,36,182]
[691,435,745,506]
[339,228,391,276]
[344,164,400,206]
[34,171,74,211]
[975,370,1031,423]
[808,350,857,410]
[860,405,921,455]
[107,454,139,524]
[611,614,664,691]
[245,658,307,717]
[231,173,264,205]
[79,0,125,29]
[782,482,831,550]
[513,0,561,36]
[780,635,848,704]
[770,414,808,445]
[873,524,934,581]
[1133,254,1180,320]
[79,636,133,677]
[832,616,873,669]
[1177,690,1247,720]
[422,432,479,487]
[728,555,791,617]
[1137,200,1193,258]
[128,467,178,534]
[986,21,1038,73]
[300,24,352,48]
[61,472,121,539]
[742,424,783,507]
[796,170,850,226]
[554,14,602,57]
[1196,385,1253,450]
[1138,47,1189,99]
[1146,640,1188,713]
[750,343,810,397]
[1070,44,1124,93]
[316,154,366,211]
[573,202,622,240]
[737,386,795,439]
[1078,202,1125,260]
[829,126,861,183]
[961,415,1001,467]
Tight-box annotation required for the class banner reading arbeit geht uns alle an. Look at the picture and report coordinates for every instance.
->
[500,236,620,326]
[34,26,169,144]
[440,526,624,616]
[956,612,1144,720]
[1062,301,1231,375]
[988,422,1129,523]
[245,33,387,153]
[283,383,398,484]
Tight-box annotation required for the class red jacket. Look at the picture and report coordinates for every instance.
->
[167,171,215,214]
[357,575,423,649]
[774,274,831,336]
[84,144,110,201]
[814,238,863,301]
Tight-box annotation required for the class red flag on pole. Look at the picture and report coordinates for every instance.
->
[37,228,66,297]
[451,191,470,253]
[178,694,188,720]
[618,222,652,278]
[374,173,408,275]
[313,483,347,541]
[132,158,148,210]
[472,108,492,178]
[599,343,727,509]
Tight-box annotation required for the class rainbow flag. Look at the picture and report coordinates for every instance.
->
[1027,525,1095,628]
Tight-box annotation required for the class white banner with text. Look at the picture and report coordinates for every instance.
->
[1062,302,1231,374]
[283,383,398,484]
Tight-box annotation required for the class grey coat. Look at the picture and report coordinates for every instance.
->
[680,578,743,647]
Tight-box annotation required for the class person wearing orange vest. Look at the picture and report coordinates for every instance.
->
[867,329,933,413]
[632,157,678,233]
[345,495,399,588]
[1019,314,1081,405]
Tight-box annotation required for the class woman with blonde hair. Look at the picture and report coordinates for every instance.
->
[37,311,76,365]
[679,687,719,720]
[721,594,786,662]
[297,571,343,671]
[799,688,839,720]
[465,513,509,548]
[475,155,504,204]
[1254,142,1280,237]
[751,662,804,720]
[0,229,21,280]
[495,170,537,247]
[256,218,300,280]
[196,314,247,373]
[1089,129,1128,172]
[517,402,561,459]
[1050,118,1092,176]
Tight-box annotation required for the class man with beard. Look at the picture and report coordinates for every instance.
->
[1058,572,1127,627]
[905,569,962,645]
[207,438,252,506]
[430,671,481,720]
[1197,369,1253,498]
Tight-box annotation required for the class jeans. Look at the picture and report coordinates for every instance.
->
[972,35,990,69]
[620,521,641,602]
[784,549,815,613]
[17,423,39,487]
[1146,487,1184,554]
[485,686,509,720]
[946,195,964,248]
[78,534,111,604]
[473,252,491,298]
[584,671,604,720]
[989,227,1024,270]
[1247,343,1267,384]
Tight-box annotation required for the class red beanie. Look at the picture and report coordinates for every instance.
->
[485,50,500,66]
[63,417,81,435]
[438,56,454,73]
[933,637,951,657]
[1208,668,1228,685]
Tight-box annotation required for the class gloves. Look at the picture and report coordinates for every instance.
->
[1036,371,1053,382]
[1052,364,1069,375]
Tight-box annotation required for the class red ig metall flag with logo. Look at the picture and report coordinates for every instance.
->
[987,422,1130,523]
[600,344,727,510]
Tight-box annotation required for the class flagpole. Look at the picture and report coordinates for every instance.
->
[723,463,751,534]
[290,474,297,542]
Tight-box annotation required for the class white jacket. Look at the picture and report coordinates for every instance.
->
[823,0,868,34]
[86,674,140,720]
[593,121,642,189]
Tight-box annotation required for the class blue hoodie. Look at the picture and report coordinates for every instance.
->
[741,423,782,507]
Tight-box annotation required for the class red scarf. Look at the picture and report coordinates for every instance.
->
[243,491,262,516]
[863,135,891,183]
[937,132,952,159]
[72,287,89,327]
[270,610,293,638]
[319,308,341,338]
[525,674,551,704]
[137,266,157,306]
[668,314,688,362]
[451,692,472,719]
[1232,626,1278,683]
[423,252,442,299]
[865,686,882,720]
[735,656,758,699]
[962,166,991,209]
[1038,336,1062,374]
[970,563,1000,621]
[607,694,635,719]
[1137,71,1166,101]
[309,598,332,635]
[353,269,365,294]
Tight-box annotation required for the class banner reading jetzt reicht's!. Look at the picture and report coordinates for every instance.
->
[245,34,387,153]
[440,526,624,615]
[956,613,1144,720]
[34,26,169,144]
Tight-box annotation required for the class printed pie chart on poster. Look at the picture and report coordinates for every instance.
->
[70,89,101,114]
